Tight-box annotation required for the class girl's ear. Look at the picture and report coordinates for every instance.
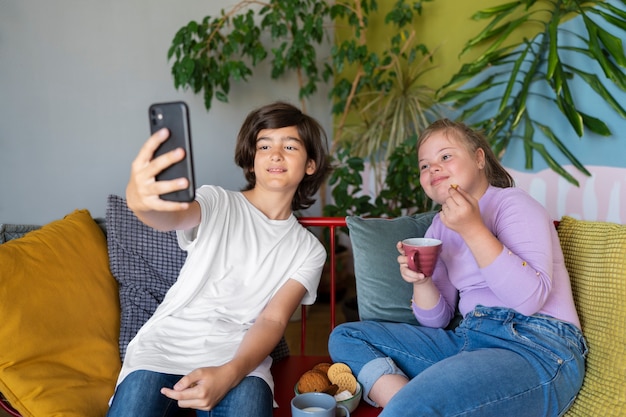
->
[475,148,486,170]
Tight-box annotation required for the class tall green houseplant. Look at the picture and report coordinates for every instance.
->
[168,0,332,113]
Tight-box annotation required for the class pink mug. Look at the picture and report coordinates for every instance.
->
[402,238,442,277]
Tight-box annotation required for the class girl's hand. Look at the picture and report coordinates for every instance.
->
[397,241,442,310]
[397,241,430,285]
[439,185,483,236]
[441,185,504,269]
[160,365,236,411]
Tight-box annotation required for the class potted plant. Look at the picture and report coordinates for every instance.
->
[322,137,434,220]
[167,0,626,192]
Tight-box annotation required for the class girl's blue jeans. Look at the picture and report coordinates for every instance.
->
[106,370,273,417]
[329,305,588,417]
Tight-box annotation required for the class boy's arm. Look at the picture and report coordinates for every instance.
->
[230,278,306,375]
[126,128,201,231]
[161,279,307,410]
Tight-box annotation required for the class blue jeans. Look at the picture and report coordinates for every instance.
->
[106,370,273,417]
[328,306,588,417]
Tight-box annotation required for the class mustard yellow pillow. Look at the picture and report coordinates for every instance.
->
[0,209,121,417]
[558,216,626,416]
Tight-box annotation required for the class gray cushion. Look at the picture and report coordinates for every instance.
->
[106,194,186,360]
[0,224,40,243]
[347,212,437,324]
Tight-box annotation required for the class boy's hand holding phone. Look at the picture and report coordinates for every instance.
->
[125,101,196,218]
[126,128,190,213]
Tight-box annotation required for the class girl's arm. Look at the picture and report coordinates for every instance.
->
[398,243,457,327]
[445,187,555,315]
[479,197,555,315]
[441,186,503,268]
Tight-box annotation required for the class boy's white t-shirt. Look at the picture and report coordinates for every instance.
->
[114,185,326,398]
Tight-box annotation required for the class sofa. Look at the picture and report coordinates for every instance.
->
[1,195,625,416]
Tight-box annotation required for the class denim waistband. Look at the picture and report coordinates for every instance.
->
[463,305,588,354]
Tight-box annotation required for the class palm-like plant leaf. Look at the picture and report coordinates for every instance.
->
[439,0,626,185]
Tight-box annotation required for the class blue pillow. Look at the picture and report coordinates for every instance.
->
[347,212,437,324]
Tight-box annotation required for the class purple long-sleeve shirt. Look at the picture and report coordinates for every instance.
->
[413,186,581,329]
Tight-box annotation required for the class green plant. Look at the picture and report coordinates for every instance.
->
[320,137,433,265]
[439,0,626,186]
[323,135,434,219]
[167,0,438,163]
[328,0,438,160]
[168,0,332,113]
[167,1,626,196]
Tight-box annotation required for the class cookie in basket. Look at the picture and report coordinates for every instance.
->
[327,362,352,382]
[312,362,332,375]
[296,369,332,393]
[331,371,357,395]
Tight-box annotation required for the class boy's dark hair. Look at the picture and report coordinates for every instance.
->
[417,118,515,188]
[234,101,332,211]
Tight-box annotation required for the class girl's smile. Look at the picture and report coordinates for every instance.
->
[418,132,488,205]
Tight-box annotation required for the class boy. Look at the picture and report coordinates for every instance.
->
[107,102,332,417]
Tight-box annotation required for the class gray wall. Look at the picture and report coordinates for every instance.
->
[0,1,332,224]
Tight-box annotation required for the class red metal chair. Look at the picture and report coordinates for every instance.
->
[0,396,20,417]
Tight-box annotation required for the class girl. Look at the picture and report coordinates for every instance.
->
[107,102,331,417]
[329,119,587,416]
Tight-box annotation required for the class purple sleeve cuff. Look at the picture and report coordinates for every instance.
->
[411,295,451,328]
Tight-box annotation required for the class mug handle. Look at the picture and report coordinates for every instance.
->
[337,404,350,416]
[407,252,421,273]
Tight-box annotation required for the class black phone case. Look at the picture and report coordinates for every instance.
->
[149,101,196,202]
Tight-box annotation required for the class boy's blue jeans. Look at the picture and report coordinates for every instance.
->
[106,370,273,417]
[329,305,588,417]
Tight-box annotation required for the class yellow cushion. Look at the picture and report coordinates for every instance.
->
[558,216,626,416]
[0,210,121,417]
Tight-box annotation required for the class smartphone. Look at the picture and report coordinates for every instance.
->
[148,101,196,202]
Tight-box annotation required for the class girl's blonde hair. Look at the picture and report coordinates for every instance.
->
[417,119,514,188]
